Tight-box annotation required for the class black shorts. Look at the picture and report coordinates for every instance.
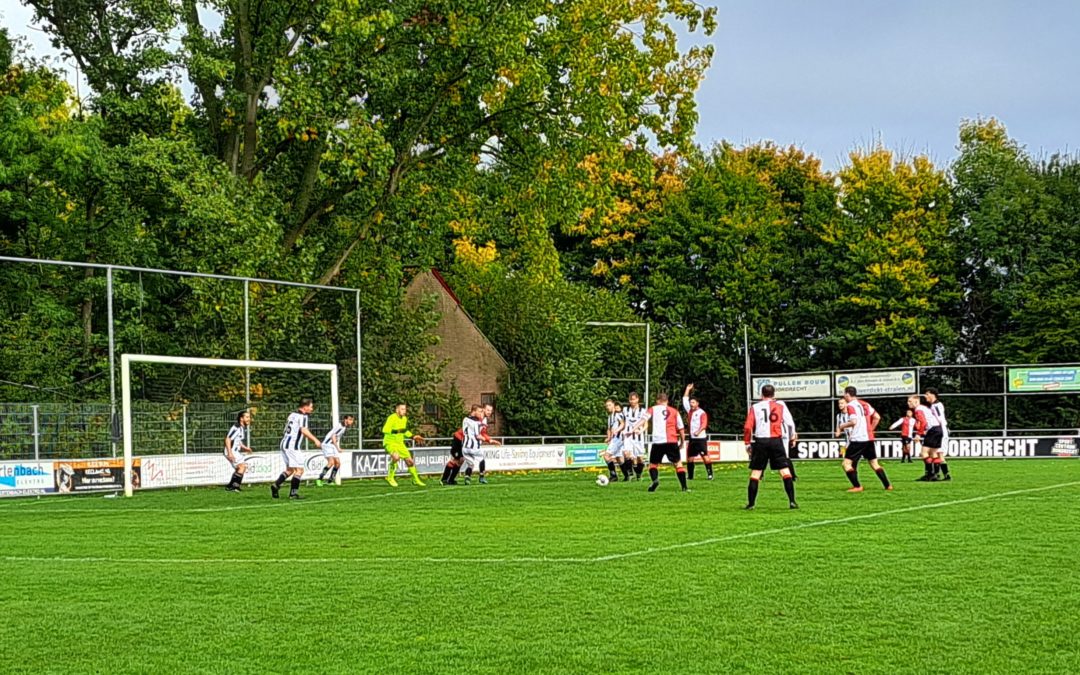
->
[923,427,943,449]
[749,438,790,471]
[450,437,464,460]
[687,438,709,458]
[844,440,877,461]
[649,442,680,465]
[901,436,912,448]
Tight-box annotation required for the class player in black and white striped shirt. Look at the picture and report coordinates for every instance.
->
[224,410,253,492]
[602,399,627,481]
[620,392,647,480]
[316,414,354,487]
[271,398,322,499]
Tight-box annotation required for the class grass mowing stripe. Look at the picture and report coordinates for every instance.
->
[6,480,1075,568]
[594,479,1080,562]
[0,482,514,514]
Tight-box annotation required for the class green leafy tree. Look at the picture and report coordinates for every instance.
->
[823,147,956,368]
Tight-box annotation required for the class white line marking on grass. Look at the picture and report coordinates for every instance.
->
[592,480,1080,562]
[2,484,511,515]
[3,481,1076,567]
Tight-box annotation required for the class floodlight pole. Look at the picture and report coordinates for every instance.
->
[584,321,650,403]
[744,325,752,408]
[244,279,251,405]
[107,266,117,458]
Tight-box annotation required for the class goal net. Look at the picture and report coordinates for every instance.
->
[121,354,339,496]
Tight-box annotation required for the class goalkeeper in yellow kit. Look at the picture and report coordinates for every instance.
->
[382,403,426,487]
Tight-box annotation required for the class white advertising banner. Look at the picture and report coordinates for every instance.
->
[752,374,831,399]
[140,451,336,489]
[834,370,917,396]
[484,445,567,470]
[0,461,56,496]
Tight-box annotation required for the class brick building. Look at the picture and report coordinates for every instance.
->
[404,269,509,435]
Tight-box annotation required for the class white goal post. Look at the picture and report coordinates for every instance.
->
[121,354,339,497]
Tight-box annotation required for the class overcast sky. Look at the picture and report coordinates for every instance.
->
[4,0,1078,170]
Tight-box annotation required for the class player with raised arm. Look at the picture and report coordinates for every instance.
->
[460,405,487,484]
[633,392,688,492]
[272,398,321,500]
[224,410,253,492]
[316,414,354,487]
[743,385,798,510]
[835,387,892,493]
[924,388,952,480]
[464,403,501,484]
[621,392,647,481]
[889,409,916,463]
[382,403,426,487]
[682,384,713,481]
[603,398,626,482]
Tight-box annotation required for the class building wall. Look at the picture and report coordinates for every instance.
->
[405,271,508,435]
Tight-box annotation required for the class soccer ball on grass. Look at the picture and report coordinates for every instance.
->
[595,474,610,487]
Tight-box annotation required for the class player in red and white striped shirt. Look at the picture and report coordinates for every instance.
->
[835,386,891,492]
[888,409,916,463]
[742,385,798,509]
[682,383,713,481]
[631,392,688,492]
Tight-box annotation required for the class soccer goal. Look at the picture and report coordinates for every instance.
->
[121,354,339,497]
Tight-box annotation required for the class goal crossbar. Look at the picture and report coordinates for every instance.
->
[121,354,339,497]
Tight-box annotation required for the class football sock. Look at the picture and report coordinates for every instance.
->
[648,465,659,483]
[479,460,486,477]
[289,476,300,495]
[933,460,941,476]
[408,465,421,481]
[940,462,950,477]
[782,475,795,502]
[329,467,338,481]
[464,467,473,478]
[747,476,760,507]
[620,459,632,480]
[705,462,714,478]
[606,461,617,478]
[634,463,644,479]
[923,459,934,477]
[449,464,462,482]
[274,472,287,488]
[235,472,244,485]
[676,466,687,490]
[387,461,398,477]
[318,466,329,480]
[227,472,241,488]
[845,469,861,488]
[441,463,453,482]
[687,461,695,480]
[874,467,891,489]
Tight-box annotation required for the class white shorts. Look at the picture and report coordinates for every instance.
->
[322,443,340,458]
[224,451,247,470]
[606,437,624,457]
[281,446,305,469]
[623,437,645,458]
[463,450,485,471]
[939,433,950,457]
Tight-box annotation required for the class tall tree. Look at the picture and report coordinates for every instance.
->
[27,0,716,291]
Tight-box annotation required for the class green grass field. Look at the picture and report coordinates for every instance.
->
[3,459,1080,674]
